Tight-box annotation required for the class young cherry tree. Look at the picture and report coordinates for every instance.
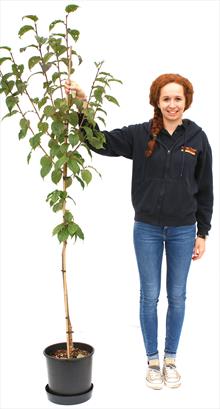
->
[0,3,122,358]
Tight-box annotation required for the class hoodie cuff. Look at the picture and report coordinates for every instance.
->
[197,233,207,239]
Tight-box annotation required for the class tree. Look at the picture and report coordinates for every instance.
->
[0,3,122,359]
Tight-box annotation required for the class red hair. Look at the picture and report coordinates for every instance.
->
[145,73,194,157]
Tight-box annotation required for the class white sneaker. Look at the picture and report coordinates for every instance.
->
[163,357,181,388]
[146,359,163,390]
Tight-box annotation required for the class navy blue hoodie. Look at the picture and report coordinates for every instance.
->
[90,118,213,236]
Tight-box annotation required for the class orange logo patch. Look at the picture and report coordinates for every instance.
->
[181,146,197,156]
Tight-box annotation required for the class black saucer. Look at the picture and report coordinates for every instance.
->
[45,383,94,405]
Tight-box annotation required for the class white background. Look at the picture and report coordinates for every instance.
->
[0,1,220,408]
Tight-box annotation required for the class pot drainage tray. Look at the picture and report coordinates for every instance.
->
[45,383,94,405]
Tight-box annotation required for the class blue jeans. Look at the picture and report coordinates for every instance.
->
[133,221,196,360]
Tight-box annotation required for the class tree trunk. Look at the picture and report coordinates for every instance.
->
[61,46,74,359]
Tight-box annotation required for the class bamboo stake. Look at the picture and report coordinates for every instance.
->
[62,46,74,358]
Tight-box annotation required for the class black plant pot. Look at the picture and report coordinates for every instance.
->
[44,342,94,405]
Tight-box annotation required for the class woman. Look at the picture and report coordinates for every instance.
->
[65,74,213,389]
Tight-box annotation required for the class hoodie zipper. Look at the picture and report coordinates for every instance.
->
[155,132,186,223]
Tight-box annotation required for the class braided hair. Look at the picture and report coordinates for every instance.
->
[145,73,194,157]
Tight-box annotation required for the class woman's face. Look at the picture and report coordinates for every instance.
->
[158,82,186,124]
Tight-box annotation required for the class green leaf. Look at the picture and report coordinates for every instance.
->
[16,80,26,94]
[32,97,39,104]
[51,32,66,39]
[38,96,48,109]
[72,97,83,110]
[50,142,60,158]
[52,223,64,236]
[108,78,123,84]
[28,56,41,70]
[53,200,64,212]
[20,117,30,130]
[96,77,109,85]
[69,133,79,147]
[49,39,66,56]
[75,175,85,189]
[41,165,52,178]
[81,169,92,185]
[67,222,78,236]
[67,29,80,41]
[35,35,47,45]
[68,111,78,126]
[27,151,32,164]
[52,72,63,83]
[65,4,79,13]
[0,46,11,51]
[64,210,73,222]
[82,125,93,139]
[58,227,69,243]
[6,95,19,112]
[99,71,112,77]
[38,122,48,133]
[94,86,105,102]
[19,118,30,138]
[19,128,27,140]
[40,155,51,167]
[84,108,95,126]
[12,64,24,77]
[87,130,106,150]
[65,176,72,188]
[2,80,14,95]
[40,155,53,178]
[22,15,38,22]
[71,151,84,165]
[54,98,67,109]
[1,73,13,81]
[46,189,59,204]
[60,191,68,200]
[55,155,68,170]
[97,116,106,126]
[49,19,64,31]
[44,105,56,117]
[0,57,11,65]
[29,132,42,149]
[68,158,80,175]
[104,95,120,106]
[57,45,67,56]
[59,57,69,67]
[51,121,65,136]
[18,25,35,38]
[60,143,68,154]
[97,107,107,116]
[1,110,18,120]
[76,225,84,240]
[20,44,38,52]
[43,52,54,64]
[51,169,62,184]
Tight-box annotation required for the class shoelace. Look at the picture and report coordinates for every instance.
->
[149,368,161,380]
[164,364,179,379]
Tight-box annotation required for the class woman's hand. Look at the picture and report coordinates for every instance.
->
[192,237,206,261]
[64,79,87,101]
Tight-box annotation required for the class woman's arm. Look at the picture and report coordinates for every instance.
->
[195,132,213,237]
[64,80,134,159]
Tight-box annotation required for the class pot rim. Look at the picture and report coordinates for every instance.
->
[43,341,95,361]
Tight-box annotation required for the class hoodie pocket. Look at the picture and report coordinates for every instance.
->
[162,178,197,217]
[132,178,162,215]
